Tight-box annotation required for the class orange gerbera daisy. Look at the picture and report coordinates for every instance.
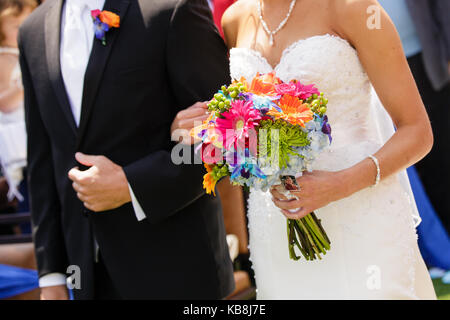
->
[268,95,314,127]
[203,164,217,196]
[249,72,281,96]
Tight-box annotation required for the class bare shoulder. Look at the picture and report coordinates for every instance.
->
[222,0,254,48]
[329,1,380,36]
[329,0,394,47]
[330,0,380,19]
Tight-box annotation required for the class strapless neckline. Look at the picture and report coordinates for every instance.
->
[231,34,355,71]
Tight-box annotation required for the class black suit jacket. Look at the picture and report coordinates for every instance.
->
[19,0,234,299]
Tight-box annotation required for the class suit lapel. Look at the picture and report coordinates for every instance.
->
[45,0,77,135]
[76,0,131,149]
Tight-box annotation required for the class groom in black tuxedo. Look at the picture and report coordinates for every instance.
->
[19,0,234,299]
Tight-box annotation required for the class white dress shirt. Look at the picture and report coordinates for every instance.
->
[40,0,146,288]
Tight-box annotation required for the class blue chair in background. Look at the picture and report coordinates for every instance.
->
[408,166,450,271]
[0,264,38,299]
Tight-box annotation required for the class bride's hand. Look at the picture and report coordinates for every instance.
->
[171,101,209,145]
[270,171,344,220]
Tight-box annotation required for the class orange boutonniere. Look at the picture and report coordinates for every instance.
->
[91,9,120,46]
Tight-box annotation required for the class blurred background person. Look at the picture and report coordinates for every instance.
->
[379,0,450,284]
[380,0,450,231]
[0,0,39,301]
[207,0,236,37]
[0,0,36,215]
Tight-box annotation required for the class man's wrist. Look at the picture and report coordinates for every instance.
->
[119,166,132,204]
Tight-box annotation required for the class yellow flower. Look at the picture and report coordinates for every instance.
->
[203,164,217,196]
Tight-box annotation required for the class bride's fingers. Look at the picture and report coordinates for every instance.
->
[281,208,310,220]
[272,197,305,210]
[289,189,303,198]
[269,188,289,201]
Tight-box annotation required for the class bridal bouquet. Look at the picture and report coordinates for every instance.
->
[191,72,332,261]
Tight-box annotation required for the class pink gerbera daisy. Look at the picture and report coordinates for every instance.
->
[293,81,320,100]
[216,100,261,150]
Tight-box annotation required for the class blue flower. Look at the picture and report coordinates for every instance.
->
[227,148,266,181]
[93,17,109,44]
[321,115,332,143]
[244,93,281,113]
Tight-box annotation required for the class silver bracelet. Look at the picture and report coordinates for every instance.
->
[368,155,380,187]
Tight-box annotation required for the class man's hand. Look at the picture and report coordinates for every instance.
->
[40,285,69,300]
[171,101,209,145]
[68,153,131,212]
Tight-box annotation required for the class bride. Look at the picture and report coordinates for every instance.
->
[174,0,437,299]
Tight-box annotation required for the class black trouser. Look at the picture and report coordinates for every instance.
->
[408,53,450,233]
[94,253,122,300]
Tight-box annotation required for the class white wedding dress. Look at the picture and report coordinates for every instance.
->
[229,34,436,299]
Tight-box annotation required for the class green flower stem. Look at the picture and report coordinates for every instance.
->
[304,221,326,255]
[304,214,330,251]
[291,220,310,260]
[294,220,314,259]
[286,213,331,261]
[292,233,307,260]
[311,212,331,244]
[297,219,321,258]
[287,220,300,260]
[292,225,308,259]
[289,220,309,260]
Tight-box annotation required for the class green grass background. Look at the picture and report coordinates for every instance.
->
[434,279,450,300]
